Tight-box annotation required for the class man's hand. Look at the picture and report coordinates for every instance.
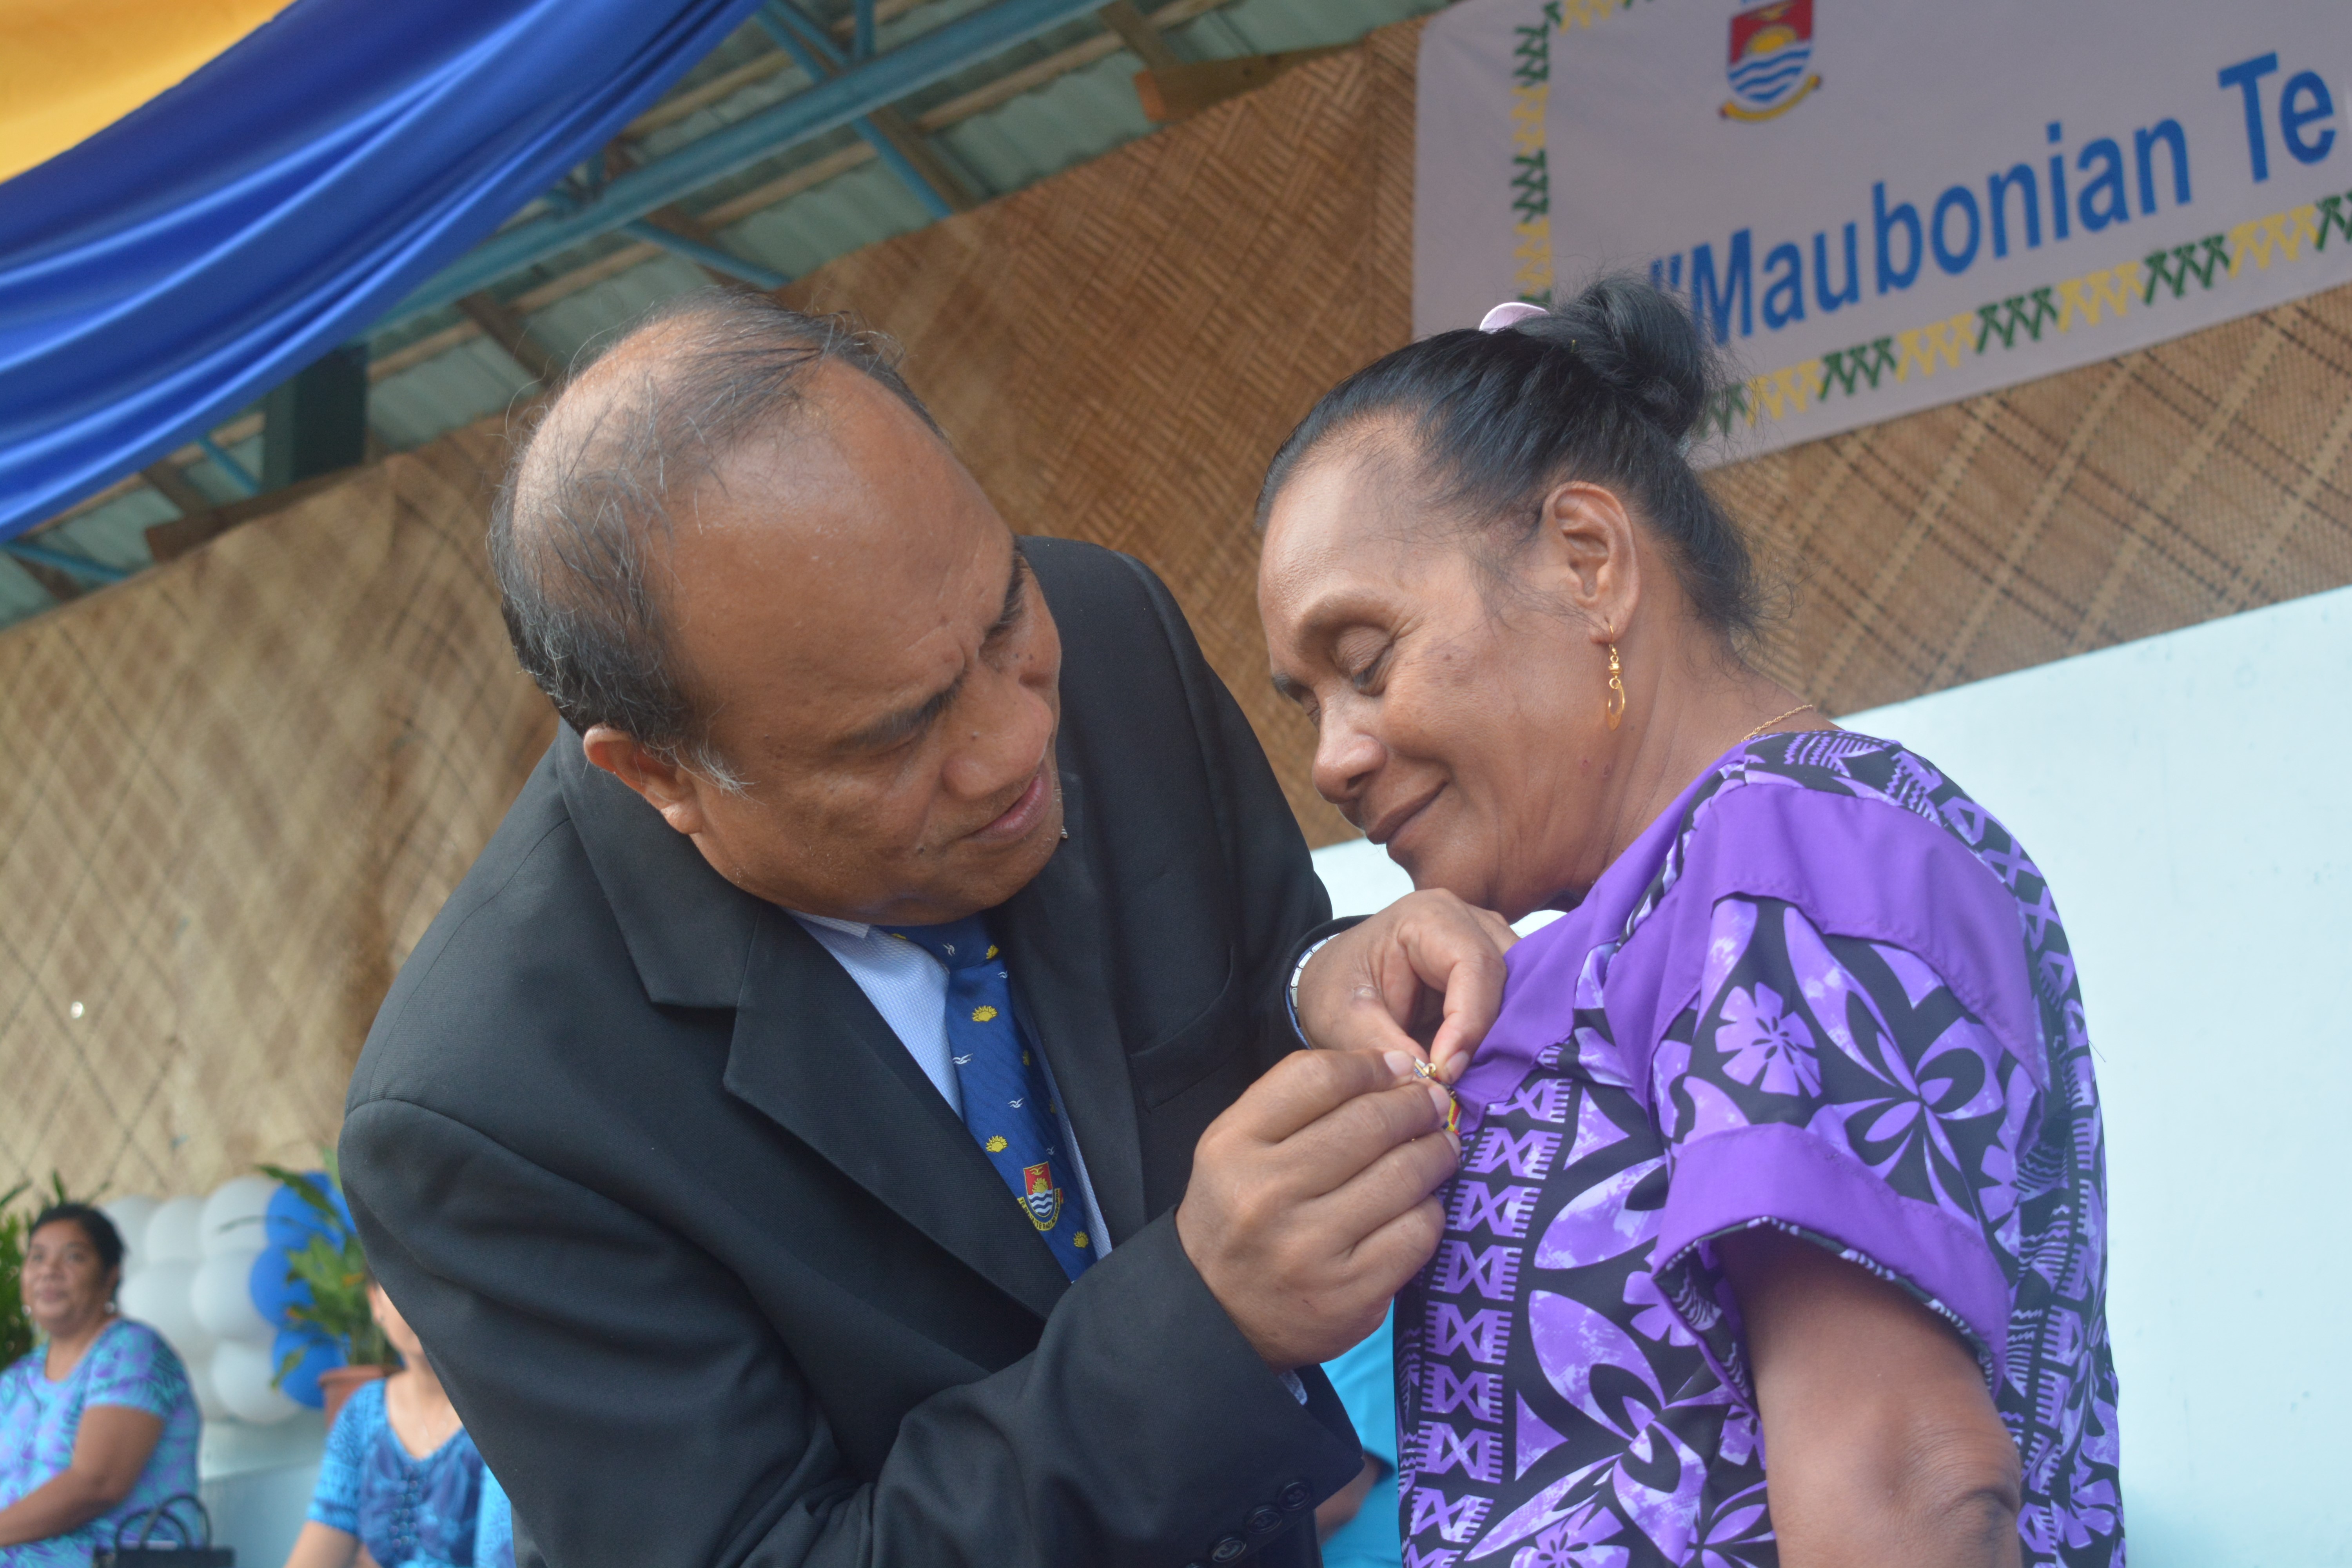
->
[1295,891,1519,1083]
[1177,1049,1458,1370]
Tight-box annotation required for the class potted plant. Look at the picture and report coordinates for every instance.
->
[257,1156,396,1425]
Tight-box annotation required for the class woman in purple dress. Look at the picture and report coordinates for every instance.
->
[1256,278,2120,1567]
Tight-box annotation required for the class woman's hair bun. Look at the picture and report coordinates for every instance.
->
[1509,274,1717,443]
[1258,270,1760,638]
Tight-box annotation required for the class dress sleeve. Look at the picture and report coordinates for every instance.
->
[1648,891,2040,1398]
[305,1386,377,1534]
[83,1323,188,1419]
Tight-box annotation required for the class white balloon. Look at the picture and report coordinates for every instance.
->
[197,1177,276,1258]
[210,1339,298,1425]
[98,1197,159,1270]
[120,1262,212,1363]
[143,1197,205,1265]
[185,1350,233,1423]
[190,1252,272,1346]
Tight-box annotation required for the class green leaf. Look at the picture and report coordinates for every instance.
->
[250,1153,396,1370]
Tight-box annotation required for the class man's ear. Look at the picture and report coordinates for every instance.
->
[581,724,710,837]
[1532,481,1642,643]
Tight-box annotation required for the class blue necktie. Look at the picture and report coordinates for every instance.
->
[881,917,1095,1281]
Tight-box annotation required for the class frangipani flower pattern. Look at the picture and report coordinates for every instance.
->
[1394,732,2120,1568]
[1709,982,1820,1098]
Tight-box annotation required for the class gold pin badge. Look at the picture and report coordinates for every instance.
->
[1412,1057,1461,1134]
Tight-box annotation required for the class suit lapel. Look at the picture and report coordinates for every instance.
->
[996,766,1149,1246]
[560,719,1127,1317]
[722,907,1071,1322]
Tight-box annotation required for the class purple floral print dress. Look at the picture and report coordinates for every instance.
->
[1394,731,2121,1568]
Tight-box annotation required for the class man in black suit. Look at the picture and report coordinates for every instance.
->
[341,293,1472,1568]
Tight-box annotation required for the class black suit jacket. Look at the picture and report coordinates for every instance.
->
[342,538,1365,1568]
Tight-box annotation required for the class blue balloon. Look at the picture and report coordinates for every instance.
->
[262,1175,350,1256]
[270,1325,345,1410]
[247,1243,314,1331]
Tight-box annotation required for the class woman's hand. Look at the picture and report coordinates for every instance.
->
[0,1404,163,1547]
[1294,891,1519,1081]
[1722,1230,2023,1568]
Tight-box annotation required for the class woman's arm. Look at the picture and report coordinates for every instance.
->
[279,1520,363,1568]
[0,1404,163,1546]
[1720,1229,2022,1568]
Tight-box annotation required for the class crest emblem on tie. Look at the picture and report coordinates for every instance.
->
[1020,1162,1062,1231]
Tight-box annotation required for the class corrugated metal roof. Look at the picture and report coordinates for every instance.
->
[11,0,1441,631]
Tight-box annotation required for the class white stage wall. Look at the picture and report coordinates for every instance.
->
[1312,584,2352,1565]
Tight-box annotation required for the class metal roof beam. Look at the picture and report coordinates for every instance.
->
[620,221,790,289]
[196,435,261,496]
[383,0,1102,328]
[4,541,129,586]
[755,4,968,221]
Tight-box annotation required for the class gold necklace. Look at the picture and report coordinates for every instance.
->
[1740,702,1817,743]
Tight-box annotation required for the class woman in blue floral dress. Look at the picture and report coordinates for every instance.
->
[0,1205,201,1566]
[281,1278,483,1568]
[1258,278,2120,1566]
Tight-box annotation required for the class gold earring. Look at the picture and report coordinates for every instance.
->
[1604,643,1626,731]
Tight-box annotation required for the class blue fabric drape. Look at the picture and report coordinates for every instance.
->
[0,0,770,536]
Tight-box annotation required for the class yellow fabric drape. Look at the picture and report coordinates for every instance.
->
[0,0,298,182]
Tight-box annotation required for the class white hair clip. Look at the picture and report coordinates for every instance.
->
[1478,301,1551,332]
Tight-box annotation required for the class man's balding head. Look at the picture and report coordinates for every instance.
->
[492,290,940,784]
[492,290,1067,926]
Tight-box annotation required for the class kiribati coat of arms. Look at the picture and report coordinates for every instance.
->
[1721,0,1820,122]
[1020,1161,1063,1232]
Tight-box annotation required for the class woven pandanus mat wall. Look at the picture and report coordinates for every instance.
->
[3,12,2348,1189]
[1715,285,2352,717]
[0,426,554,1196]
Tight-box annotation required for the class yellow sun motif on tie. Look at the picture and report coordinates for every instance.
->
[972,1005,999,1023]
[986,945,999,958]
[1073,1233,1089,1250]
[985,1135,1008,1152]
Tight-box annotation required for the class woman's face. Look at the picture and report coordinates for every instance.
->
[1259,449,1622,919]
[369,1281,425,1363]
[21,1220,117,1339]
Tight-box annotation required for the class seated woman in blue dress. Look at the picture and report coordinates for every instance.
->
[0,1205,202,1566]
[281,1277,484,1568]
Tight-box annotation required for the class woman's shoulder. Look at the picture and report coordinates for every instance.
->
[88,1316,191,1392]
[338,1373,391,1427]
[1646,728,2061,1079]
[1671,728,2029,890]
[95,1317,186,1374]
[72,1319,193,1416]
[1696,728,1973,825]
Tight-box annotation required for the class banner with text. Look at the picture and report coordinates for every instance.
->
[1415,0,2352,459]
